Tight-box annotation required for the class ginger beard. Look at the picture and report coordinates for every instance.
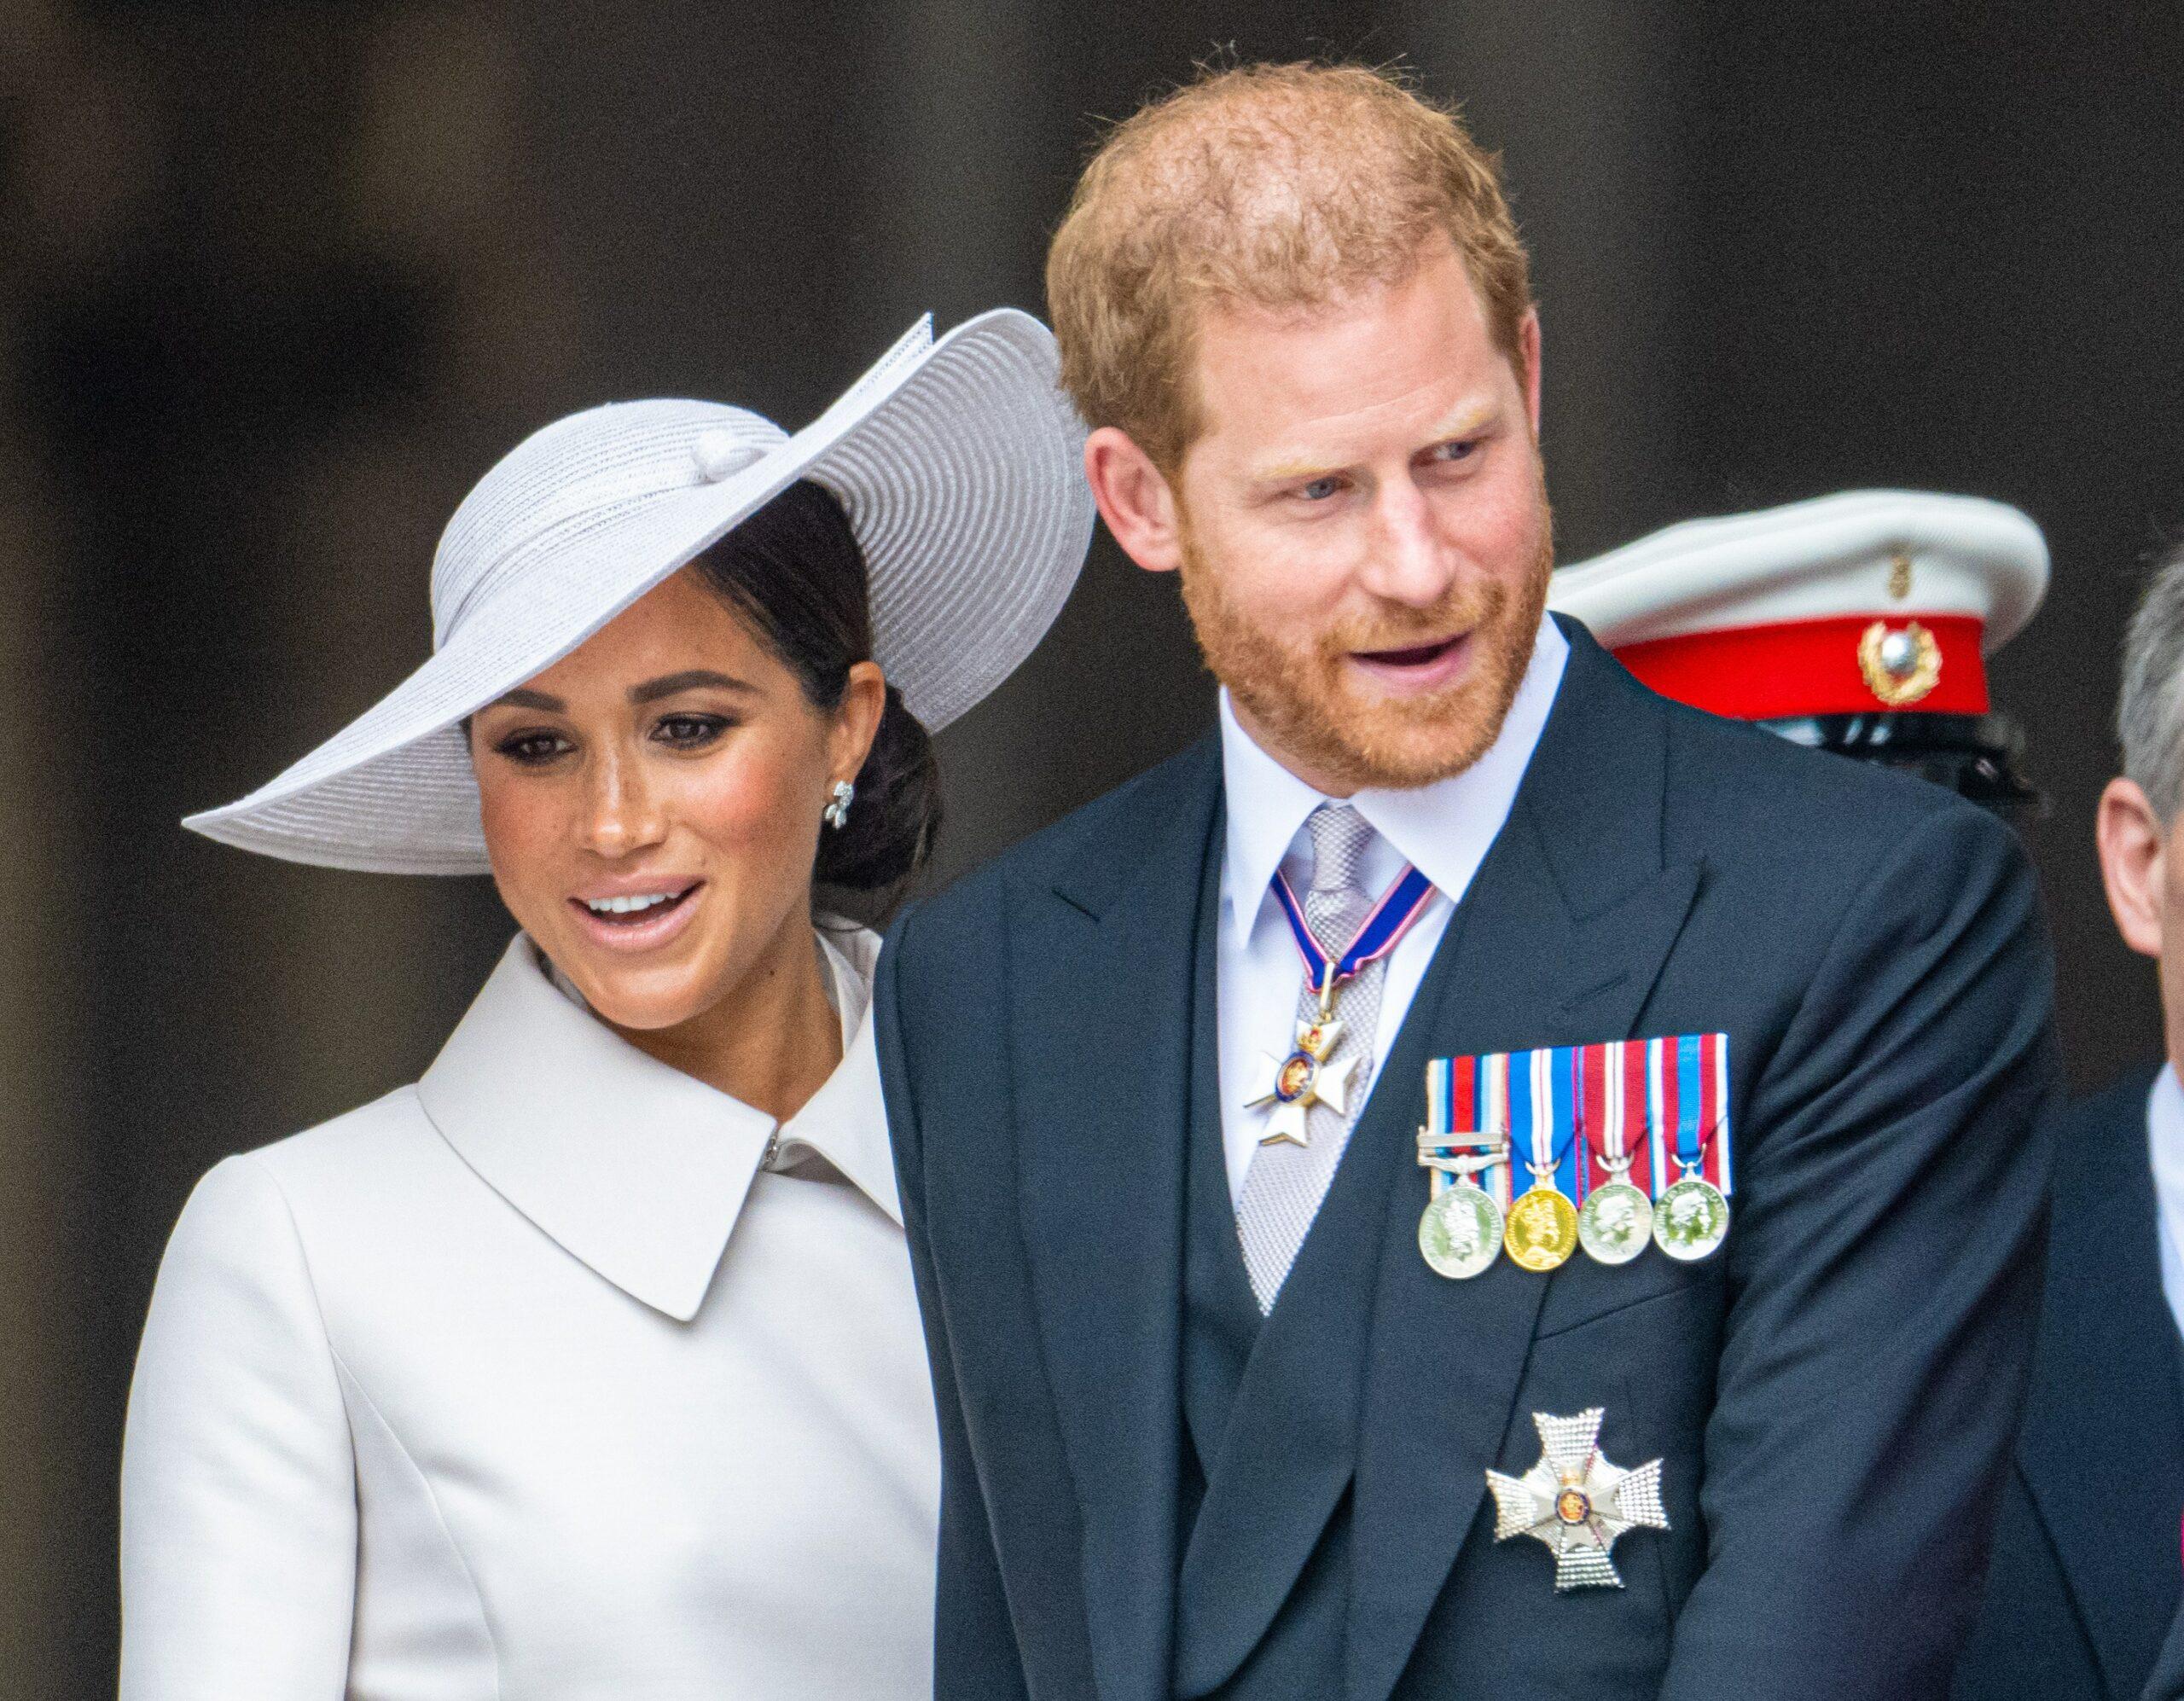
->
[1176,488,1554,793]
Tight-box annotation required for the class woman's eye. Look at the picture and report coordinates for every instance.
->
[653,714,730,748]
[496,730,572,765]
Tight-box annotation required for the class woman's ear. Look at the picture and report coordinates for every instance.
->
[2098,775,2169,960]
[831,660,889,787]
[1084,427,1186,574]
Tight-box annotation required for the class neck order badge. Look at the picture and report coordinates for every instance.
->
[1418,1035,1734,1280]
[1245,862,1437,1147]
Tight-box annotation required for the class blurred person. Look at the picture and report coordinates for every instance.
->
[875,62,2059,1701]
[119,312,1092,1699]
[1953,540,2184,1701]
[1548,487,2049,821]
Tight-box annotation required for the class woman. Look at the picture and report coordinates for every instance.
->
[120,311,1092,1699]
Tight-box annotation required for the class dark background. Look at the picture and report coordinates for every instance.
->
[3,3,2180,1692]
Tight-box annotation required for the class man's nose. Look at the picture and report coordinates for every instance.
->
[1357,479,1455,608]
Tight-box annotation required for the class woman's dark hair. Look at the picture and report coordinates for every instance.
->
[688,479,941,902]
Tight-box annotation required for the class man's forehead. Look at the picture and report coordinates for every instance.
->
[1183,245,1515,466]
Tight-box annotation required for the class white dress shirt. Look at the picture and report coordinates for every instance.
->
[120,926,938,1701]
[2148,1064,2184,1347]
[1216,615,1570,1204]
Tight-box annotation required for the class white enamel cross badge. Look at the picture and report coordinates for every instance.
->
[1485,1408,1669,1591]
[1243,1014,1356,1147]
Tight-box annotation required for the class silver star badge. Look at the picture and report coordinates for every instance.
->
[1484,1408,1669,1591]
[1243,1015,1356,1147]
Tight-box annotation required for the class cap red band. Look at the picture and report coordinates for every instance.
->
[1612,613,1989,720]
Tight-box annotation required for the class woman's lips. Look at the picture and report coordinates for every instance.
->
[1346,631,1472,694]
[566,880,704,953]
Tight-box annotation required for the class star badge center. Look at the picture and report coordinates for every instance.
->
[1486,1408,1669,1591]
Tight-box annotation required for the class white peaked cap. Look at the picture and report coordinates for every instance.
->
[1550,490,2048,653]
[185,310,1095,874]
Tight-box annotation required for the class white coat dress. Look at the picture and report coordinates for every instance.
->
[119,926,938,1700]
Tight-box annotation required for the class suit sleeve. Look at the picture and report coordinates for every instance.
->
[119,1155,356,1700]
[876,913,1033,1701]
[1659,804,2062,1701]
[2143,1599,2184,1701]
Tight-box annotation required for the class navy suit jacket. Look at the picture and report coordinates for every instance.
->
[877,620,2061,1700]
[1955,1068,2184,1701]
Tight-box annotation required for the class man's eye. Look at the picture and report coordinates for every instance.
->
[1297,476,1345,502]
[497,730,571,765]
[1432,438,1478,464]
[654,714,730,747]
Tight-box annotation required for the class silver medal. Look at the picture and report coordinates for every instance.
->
[1653,1174,1729,1262]
[1577,1178,1653,1266]
[1419,1180,1504,1280]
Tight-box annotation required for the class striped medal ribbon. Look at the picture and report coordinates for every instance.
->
[1503,1048,1583,1272]
[1649,1033,1732,1262]
[1575,1042,1655,1266]
[1418,1056,1509,1280]
[1246,862,1436,1150]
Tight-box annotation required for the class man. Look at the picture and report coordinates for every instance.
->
[876,63,2059,1700]
[1954,543,2184,1701]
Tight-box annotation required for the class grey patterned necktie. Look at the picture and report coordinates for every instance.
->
[1235,803,1385,1313]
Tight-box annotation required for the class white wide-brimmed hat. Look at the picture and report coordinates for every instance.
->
[185,310,1094,874]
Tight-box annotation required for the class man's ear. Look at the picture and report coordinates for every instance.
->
[1084,427,1185,574]
[2098,775,2168,960]
[1516,308,1542,440]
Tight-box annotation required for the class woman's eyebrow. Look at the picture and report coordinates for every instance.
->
[495,687,565,711]
[630,670,758,705]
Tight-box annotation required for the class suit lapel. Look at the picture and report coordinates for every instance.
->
[2018,1068,2184,1698]
[1016,737,1223,1701]
[1350,627,1703,1701]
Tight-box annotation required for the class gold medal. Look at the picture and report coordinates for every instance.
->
[1504,1180,1578,1272]
[1504,1047,1577,1272]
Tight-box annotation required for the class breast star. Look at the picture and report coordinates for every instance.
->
[1243,1014,1356,1148]
[1484,1408,1670,1591]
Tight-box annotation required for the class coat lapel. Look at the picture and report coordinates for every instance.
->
[417,933,779,1321]
[1350,626,1703,1701]
[1016,737,1223,1701]
[2017,1067,2184,1698]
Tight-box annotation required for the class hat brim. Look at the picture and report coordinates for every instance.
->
[1548,489,2048,655]
[184,309,1093,874]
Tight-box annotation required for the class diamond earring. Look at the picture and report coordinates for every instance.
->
[823,780,855,830]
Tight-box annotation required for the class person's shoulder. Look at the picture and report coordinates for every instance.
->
[897,736,1217,951]
[170,1086,441,1253]
[1653,689,2017,893]
[2049,1063,2164,1197]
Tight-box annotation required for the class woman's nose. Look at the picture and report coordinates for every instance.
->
[576,750,666,859]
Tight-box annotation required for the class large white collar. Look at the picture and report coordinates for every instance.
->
[415,926,897,1322]
[1219,612,1569,923]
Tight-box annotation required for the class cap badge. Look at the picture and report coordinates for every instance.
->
[1857,618,1941,707]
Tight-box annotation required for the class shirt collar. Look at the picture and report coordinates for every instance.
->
[1219,612,1569,923]
[2149,1064,2184,1211]
[415,926,897,1323]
